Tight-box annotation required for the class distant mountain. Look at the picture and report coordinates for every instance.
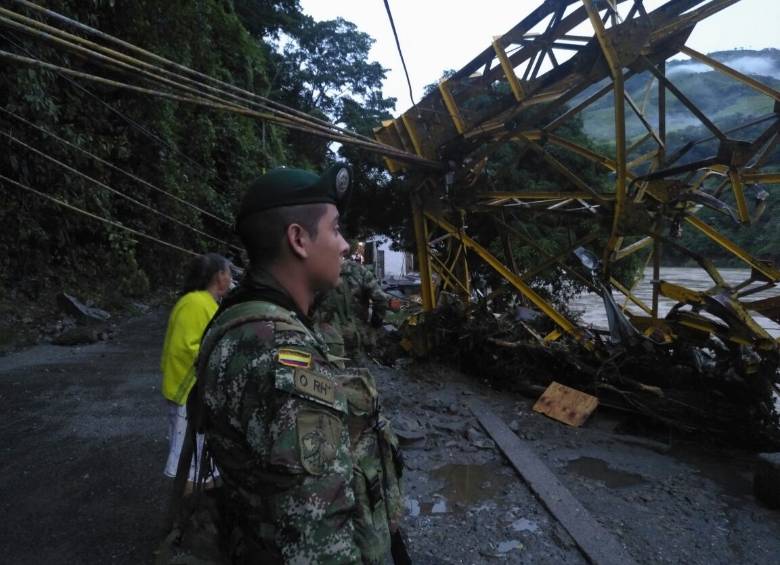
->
[575,49,779,266]
[580,48,780,142]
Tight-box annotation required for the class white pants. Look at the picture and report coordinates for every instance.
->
[164,401,208,481]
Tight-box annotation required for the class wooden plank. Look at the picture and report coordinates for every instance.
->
[469,398,638,565]
[533,381,599,427]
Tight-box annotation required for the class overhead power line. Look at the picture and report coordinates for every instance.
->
[0,173,199,257]
[383,0,416,108]
[1,1,439,168]
[0,130,241,251]
[0,105,233,226]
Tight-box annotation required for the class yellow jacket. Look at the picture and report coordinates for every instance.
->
[161,290,218,404]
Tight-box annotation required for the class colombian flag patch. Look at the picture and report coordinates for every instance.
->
[277,348,312,369]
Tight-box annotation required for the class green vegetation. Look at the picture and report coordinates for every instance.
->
[0,0,392,302]
[582,49,780,142]
[0,0,775,313]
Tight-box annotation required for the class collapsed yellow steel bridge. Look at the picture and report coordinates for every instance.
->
[373,0,779,359]
[1,0,778,364]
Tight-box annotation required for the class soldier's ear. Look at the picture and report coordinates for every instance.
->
[286,222,310,260]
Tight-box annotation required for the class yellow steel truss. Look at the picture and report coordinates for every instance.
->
[374,0,779,352]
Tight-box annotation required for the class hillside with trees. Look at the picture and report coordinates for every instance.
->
[0,1,776,316]
[0,0,394,307]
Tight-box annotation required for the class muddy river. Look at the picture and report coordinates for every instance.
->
[570,266,780,338]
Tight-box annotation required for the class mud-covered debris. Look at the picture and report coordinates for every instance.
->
[480,539,524,558]
[405,295,780,448]
[393,414,427,445]
[496,540,523,553]
[53,326,104,346]
[130,302,150,314]
[404,497,421,517]
[511,518,540,534]
[393,358,413,369]
[432,416,467,434]
[465,426,495,449]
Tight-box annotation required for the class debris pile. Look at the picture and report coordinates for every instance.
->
[400,291,780,449]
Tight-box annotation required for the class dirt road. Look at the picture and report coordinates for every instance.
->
[1,308,779,564]
[0,310,170,564]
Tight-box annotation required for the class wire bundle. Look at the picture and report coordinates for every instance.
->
[0,0,437,257]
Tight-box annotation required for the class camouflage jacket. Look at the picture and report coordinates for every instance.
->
[340,260,388,323]
[199,271,402,564]
[313,261,388,356]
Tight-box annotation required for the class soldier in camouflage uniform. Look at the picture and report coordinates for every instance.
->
[193,166,404,564]
[314,257,389,357]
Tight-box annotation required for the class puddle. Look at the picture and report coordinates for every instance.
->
[433,462,513,506]
[406,462,513,516]
[565,457,646,488]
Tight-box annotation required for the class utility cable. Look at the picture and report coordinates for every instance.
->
[9,1,393,150]
[0,130,241,251]
[0,105,232,226]
[0,173,199,257]
[0,4,440,166]
[383,0,416,107]
[0,48,438,167]
[0,29,232,187]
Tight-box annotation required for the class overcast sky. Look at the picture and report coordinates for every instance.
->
[300,0,780,114]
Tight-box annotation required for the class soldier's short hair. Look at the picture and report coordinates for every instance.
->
[238,203,328,267]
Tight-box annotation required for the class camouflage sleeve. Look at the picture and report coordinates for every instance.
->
[204,320,360,564]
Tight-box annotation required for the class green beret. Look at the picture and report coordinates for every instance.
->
[237,164,352,225]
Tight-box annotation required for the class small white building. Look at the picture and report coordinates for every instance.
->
[363,236,413,281]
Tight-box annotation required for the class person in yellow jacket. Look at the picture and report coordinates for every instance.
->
[161,253,232,483]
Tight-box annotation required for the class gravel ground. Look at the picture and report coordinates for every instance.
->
[1,308,778,564]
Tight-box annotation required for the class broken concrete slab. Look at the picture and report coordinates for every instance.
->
[470,398,638,565]
[56,292,111,322]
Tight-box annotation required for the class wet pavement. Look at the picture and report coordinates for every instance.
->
[374,360,780,564]
[1,308,779,563]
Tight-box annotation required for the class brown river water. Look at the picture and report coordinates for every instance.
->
[570,266,780,338]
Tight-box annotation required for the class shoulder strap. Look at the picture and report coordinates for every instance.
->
[167,301,300,531]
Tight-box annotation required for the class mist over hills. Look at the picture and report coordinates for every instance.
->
[581,48,779,142]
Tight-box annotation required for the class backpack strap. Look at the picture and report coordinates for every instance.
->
[166,302,300,531]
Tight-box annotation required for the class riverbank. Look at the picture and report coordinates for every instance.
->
[1,308,779,564]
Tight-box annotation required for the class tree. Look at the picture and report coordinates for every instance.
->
[0,0,294,298]
[233,0,303,39]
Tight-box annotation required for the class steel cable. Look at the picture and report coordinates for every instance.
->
[0,105,233,226]
[7,1,415,156]
[1,29,234,188]
[0,130,241,251]
[0,47,438,167]
[0,173,199,257]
